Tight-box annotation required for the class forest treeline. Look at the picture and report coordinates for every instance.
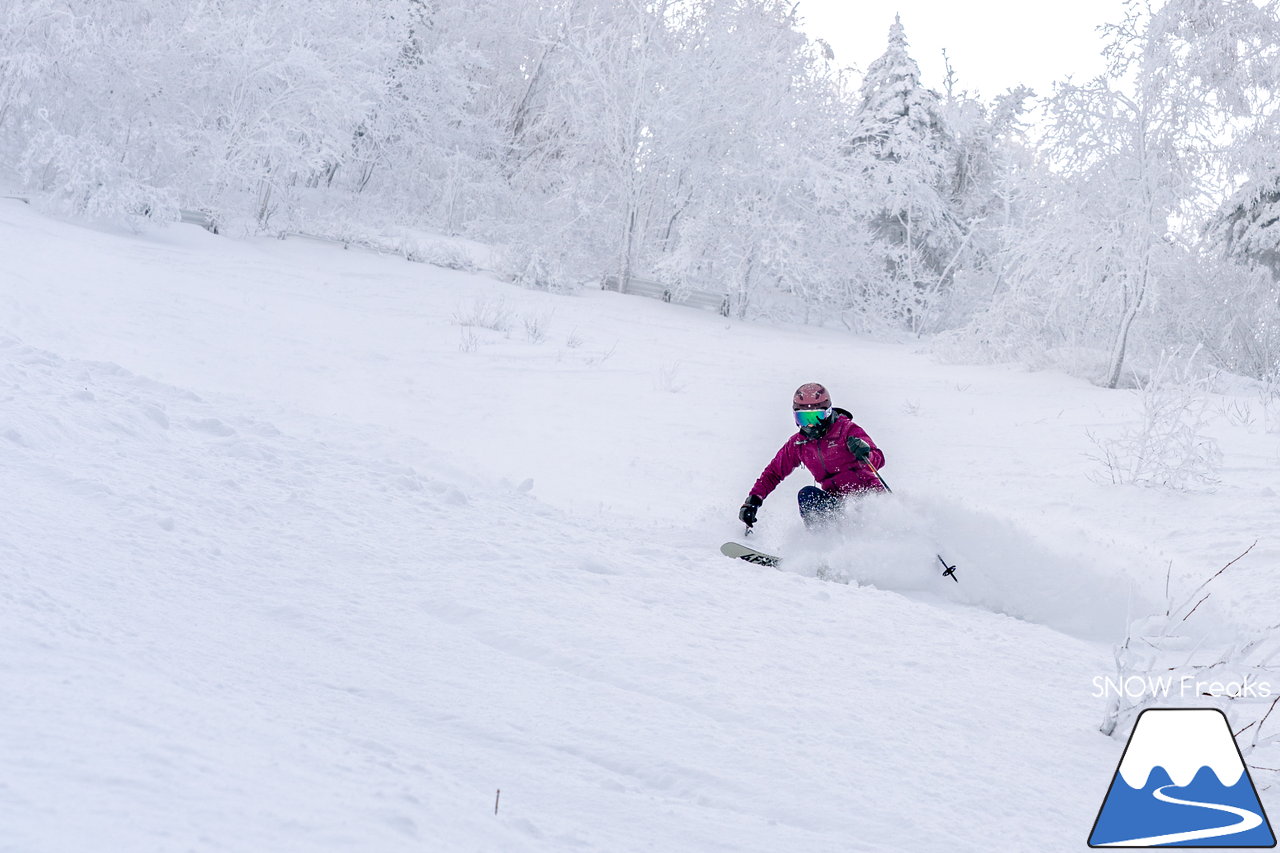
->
[4,0,1280,385]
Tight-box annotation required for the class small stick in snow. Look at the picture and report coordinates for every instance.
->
[495,789,500,815]
[1181,593,1212,623]
[1183,541,1258,607]
[1201,540,1258,588]
[1260,695,1280,730]
[1171,541,1258,622]
[1164,560,1172,615]
[1254,695,1280,748]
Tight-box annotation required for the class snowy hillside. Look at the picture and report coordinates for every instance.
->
[3,199,1279,851]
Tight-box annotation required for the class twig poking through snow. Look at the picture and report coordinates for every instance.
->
[1176,540,1258,620]
[1253,695,1280,749]
[1181,593,1212,623]
[1164,560,1172,616]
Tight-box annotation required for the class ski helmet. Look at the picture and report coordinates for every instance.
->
[792,383,831,410]
[792,383,834,437]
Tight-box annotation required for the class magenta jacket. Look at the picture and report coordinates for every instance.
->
[750,410,886,500]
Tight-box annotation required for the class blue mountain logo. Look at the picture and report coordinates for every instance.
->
[1090,708,1276,847]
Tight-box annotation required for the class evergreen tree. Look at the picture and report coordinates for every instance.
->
[1214,175,1280,278]
[847,15,960,330]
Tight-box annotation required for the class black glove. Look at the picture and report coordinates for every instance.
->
[739,494,763,525]
[846,437,872,462]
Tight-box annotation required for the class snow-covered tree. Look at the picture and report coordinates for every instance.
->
[845,16,961,331]
[1214,178,1280,277]
[962,0,1255,386]
[925,76,1037,332]
[0,0,407,228]
[339,0,515,233]
[15,0,1280,371]
[645,0,848,317]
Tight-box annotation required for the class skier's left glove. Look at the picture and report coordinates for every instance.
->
[739,494,763,526]
[846,437,872,462]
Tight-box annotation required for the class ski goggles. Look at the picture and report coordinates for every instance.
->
[793,407,832,428]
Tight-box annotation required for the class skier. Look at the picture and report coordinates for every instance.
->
[738,383,886,529]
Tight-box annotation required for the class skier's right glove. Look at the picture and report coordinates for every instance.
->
[846,436,872,462]
[739,494,763,526]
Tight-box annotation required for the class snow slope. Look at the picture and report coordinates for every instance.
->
[2,199,1278,851]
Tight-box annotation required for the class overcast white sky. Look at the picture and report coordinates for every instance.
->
[795,0,1125,99]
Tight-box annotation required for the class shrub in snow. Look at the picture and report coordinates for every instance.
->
[512,248,559,292]
[1088,352,1222,490]
[405,241,476,272]
[521,313,550,344]
[450,297,512,334]
[1265,383,1280,434]
[457,328,480,353]
[20,128,179,227]
[653,361,684,393]
[1101,544,1280,780]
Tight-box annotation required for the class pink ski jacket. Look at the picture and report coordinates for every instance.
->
[749,411,885,500]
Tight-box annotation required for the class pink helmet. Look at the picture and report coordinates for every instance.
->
[792,382,831,410]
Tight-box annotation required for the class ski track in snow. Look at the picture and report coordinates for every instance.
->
[2,200,1279,851]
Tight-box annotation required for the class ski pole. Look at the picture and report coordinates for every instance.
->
[863,459,960,583]
[863,459,893,494]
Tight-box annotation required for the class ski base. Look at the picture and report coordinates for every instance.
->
[720,541,782,568]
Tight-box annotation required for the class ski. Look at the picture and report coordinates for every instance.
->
[723,541,960,582]
[720,541,782,568]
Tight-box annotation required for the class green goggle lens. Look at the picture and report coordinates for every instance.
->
[794,408,831,428]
